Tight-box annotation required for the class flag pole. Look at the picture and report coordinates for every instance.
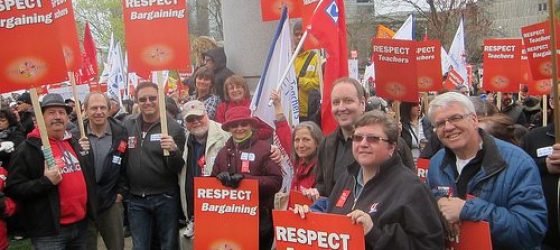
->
[548,0,560,143]
[156,71,170,156]
[30,88,56,169]
[68,72,86,139]
[267,30,309,106]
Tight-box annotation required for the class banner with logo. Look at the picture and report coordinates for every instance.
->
[416,40,442,92]
[261,0,302,21]
[0,2,67,93]
[122,0,190,74]
[273,210,365,250]
[446,221,492,250]
[194,177,259,249]
[52,0,81,72]
[521,20,560,81]
[372,38,419,102]
[482,39,523,93]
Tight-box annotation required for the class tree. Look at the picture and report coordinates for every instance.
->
[74,0,124,49]
[375,0,494,64]
[188,0,223,40]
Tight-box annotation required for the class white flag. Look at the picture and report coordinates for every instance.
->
[251,7,298,191]
[107,42,124,105]
[393,14,415,40]
[448,18,468,84]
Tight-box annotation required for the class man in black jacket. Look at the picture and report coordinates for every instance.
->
[6,93,96,249]
[123,82,186,250]
[73,92,128,250]
[522,95,559,250]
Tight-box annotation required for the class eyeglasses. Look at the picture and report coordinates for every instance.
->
[433,113,471,130]
[138,96,157,103]
[230,121,250,128]
[185,115,204,123]
[16,102,23,105]
[352,134,391,144]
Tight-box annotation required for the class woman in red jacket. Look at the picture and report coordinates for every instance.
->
[271,91,323,192]
[215,75,273,140]
[211,106,282,250]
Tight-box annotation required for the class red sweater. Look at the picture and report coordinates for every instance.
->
[27,128,88,225]
[274,120,317,191]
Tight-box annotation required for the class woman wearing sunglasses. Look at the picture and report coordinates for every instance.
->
[211,106,282,249]
[293,111,444,250]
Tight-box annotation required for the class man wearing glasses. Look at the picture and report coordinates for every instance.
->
[178,100,230,242]
[123,82,186,250]
[426,92,547,249]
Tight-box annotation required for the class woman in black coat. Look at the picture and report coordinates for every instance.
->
[0,109,24,167]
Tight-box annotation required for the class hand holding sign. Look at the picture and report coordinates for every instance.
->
[347,209,374,234]
[438,197,466,224]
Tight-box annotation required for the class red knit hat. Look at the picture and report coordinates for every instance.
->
[222,106,258,130]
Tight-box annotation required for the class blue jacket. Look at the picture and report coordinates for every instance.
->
[427,130,547,249]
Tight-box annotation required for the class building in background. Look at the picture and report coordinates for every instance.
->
[484,0,549,38]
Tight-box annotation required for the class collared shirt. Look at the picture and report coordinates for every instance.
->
[87,123,113,181]
[354,168,365,199]
[334,129,353,179]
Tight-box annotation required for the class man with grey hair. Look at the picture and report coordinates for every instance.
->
[178,100,230,242]
[426,92,547,249]
[74,92,128,250]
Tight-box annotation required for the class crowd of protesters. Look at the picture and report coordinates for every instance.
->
[0,34,557,250]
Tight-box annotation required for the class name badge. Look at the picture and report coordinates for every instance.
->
[240,152,248,161]
[247,153,256,161]
[537,146,553,157]
[150,133,161,142]
[112,156,122,165]
[128,137,137,149]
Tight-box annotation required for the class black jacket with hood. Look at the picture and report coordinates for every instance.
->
[202,47,234,101]
[327,156,445,250]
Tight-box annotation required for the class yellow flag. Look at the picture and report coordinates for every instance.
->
[376,25,395,39]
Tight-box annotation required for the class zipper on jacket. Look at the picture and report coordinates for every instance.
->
[351,175,359,211]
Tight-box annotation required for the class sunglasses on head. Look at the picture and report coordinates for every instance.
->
[138,96,157,103]
[352,134,391,144]
[185,115,204,123]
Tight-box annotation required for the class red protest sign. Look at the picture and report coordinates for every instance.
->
[194,177,259,249]
[261,0,302,21]
[372,39,419,102]
[52,0,81,72]
[0,2,68,93]
[417,158,430,184]
[521,20,560,81]
[521,47,553,95]
[122,0,191,74]
[446,221,492,250]
[529,79,553,96]
[482,39,523,93]
[416,40,442,92]
[273,210,365,250]
[444,68,465,90]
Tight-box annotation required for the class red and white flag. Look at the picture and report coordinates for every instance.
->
[308,0,349,134]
